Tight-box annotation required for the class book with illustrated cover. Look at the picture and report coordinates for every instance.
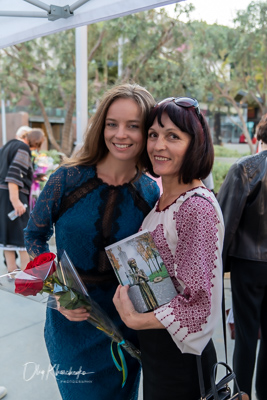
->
[105,230,177,313]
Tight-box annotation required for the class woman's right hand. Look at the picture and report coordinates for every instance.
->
[58,306,90,322]
[12,200,27,217]
[8,182,26,216]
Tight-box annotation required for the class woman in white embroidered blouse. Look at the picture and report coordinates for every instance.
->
[113,96,224,400]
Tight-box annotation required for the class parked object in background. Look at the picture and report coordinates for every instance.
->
[239,133,247,143]
[0,386,7,399]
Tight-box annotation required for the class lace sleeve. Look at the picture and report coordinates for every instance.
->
[135,174,160,209]
[24,167,68,258]
[149,179,160,208]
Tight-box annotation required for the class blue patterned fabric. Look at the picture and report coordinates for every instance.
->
[24,165,159,400]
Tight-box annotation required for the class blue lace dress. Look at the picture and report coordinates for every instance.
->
[24,165,159,400]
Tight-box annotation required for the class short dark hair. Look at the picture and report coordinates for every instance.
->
[256,114,267,144]
[27,128,45,150]
[145,101,214,183]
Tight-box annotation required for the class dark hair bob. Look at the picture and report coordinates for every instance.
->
[256,114,267,144]
[145,101,214,184]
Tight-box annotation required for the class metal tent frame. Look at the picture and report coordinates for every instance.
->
[0,0,91,21]
[0,0,184,145]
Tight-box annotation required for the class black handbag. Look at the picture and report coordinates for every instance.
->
[197,358,249,400]
[196,282,249,400]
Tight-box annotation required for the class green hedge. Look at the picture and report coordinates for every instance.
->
[212,161,232,194]
[214,145,249,158]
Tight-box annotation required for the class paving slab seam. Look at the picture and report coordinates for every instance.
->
[0,319,45,339]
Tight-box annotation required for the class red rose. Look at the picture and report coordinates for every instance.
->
[15,252,57,296]
[30,252,56,269]
[15,272,44,296]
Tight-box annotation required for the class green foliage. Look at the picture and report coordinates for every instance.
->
[214,145,245,158]
[107,9,191,100]
[40,149,62,165]
[148,265,169,282]
[0,31,76,110]
[212,161,232,194]
[184,1,267,118]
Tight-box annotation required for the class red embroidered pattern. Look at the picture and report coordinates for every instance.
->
[150,225,182,292]
[155,186,212,212]
[154,195,220,340]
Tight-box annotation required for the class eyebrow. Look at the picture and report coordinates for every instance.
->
[106,118,141,123]
[148,126,180,132]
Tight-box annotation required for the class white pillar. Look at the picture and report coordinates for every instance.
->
[75,26,88,145]
[1,89,7,145]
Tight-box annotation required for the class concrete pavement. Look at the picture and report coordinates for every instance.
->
[0,247,257,400]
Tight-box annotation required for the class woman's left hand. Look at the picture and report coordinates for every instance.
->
[113,285,140,329]
[113,285,167,331]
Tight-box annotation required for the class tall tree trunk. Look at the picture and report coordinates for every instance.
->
[61,93,76,156]
[213,112,221,145]
[26,81,61,152]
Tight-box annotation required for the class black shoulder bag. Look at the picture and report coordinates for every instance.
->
[196,284,249,400]
[191,193,249,399]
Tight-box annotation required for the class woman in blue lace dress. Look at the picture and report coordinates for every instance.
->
[24,83,160,400]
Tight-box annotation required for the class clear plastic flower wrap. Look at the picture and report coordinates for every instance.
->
[0,251,141,386]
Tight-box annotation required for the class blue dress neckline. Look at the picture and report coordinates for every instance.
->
[94,164,139,189]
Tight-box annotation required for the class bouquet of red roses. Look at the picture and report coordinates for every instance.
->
[0,251,141,387]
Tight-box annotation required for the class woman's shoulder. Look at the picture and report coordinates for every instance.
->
[179,187,223,224]
[47,164,97,191]
[181,186,215,204]
[4,139,30,154]
[135,173,160,201]
[137,173,160,190]
[50,164,96,179]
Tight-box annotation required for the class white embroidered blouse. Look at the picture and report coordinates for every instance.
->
[141,186,224,355]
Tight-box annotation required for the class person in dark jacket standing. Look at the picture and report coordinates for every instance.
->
[217,115,267,400]
[0,128,44,272]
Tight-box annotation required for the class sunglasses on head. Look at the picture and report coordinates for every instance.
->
[156,96,201,119]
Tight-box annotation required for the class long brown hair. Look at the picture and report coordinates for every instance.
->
[65,83,155,170]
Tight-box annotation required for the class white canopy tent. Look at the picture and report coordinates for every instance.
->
[0,0,184,144]
[0,0,183,49]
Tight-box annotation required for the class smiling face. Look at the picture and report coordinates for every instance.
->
[104,98,144,164]
[147,112,191,179]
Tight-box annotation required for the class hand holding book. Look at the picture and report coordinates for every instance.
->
[113,284,166,331]
[105,230,177,313]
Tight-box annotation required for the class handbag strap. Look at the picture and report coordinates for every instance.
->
[197,355,206,399]
[196,278,228,398]
[221,279,228,364]
[192,194,229,396]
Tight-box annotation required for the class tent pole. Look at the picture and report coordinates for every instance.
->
[1,90,7,146]
[0,11,47,18]
[23,0,50,12]
[70,0,91,13]
[75,26,88,146]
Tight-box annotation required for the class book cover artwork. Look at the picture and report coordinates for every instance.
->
[105,230,177,313]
